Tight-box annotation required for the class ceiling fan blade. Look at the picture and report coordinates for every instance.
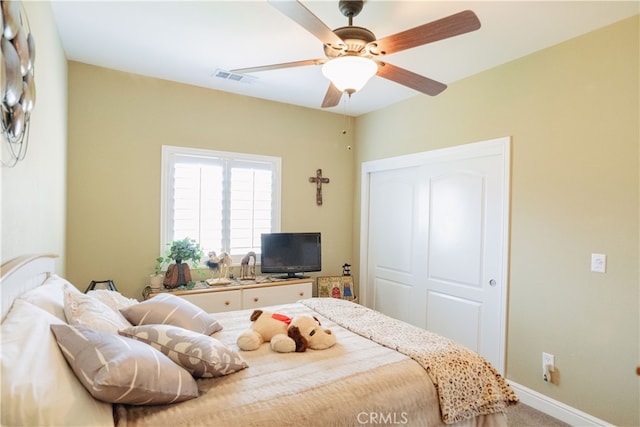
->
[370,10,481,56]
[321,83,343,108]
[232,58,325,74]
[268,0,345,49]
[376,62,447,96]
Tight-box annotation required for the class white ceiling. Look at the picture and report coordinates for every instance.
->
[50,1,639,116]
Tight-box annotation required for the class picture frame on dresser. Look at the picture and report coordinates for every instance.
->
[317,276,356,301]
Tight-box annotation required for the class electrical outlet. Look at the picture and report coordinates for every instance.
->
[542,352,555,382]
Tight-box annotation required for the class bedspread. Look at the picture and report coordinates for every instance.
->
[115,300,509,427]
[301,298,518,424]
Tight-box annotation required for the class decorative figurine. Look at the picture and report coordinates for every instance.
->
[343,280,353,298]
[331,281,342,299]
[218,252,232,281]
[342,263,351,276]
[240,251,257,280]
[206,251,219,279]
[206,250,232,285]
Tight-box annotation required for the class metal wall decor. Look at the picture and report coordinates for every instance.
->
[1,0,35,167]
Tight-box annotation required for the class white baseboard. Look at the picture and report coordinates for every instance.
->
[508,381,612,426]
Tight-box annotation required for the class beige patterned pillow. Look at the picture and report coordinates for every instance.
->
[120,324,248,378]
[50,324,199,405]
[64,288,132,333]
[120,293,222,335]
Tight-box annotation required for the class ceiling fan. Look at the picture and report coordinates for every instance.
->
[232,0,481,108]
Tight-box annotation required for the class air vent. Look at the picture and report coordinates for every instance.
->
[213,69,256,84]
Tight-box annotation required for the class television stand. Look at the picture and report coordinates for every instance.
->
[143,278,312,313]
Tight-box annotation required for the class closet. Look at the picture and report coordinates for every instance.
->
[359,137,510,373]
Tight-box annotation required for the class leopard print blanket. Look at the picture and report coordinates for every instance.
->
[301,298,518,424]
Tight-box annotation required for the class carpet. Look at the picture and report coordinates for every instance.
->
[507,403,569,426]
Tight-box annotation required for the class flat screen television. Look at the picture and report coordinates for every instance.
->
[260,232,321,279]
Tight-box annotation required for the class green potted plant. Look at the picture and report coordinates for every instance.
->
[165,237,204,265]
[162,238,204,288]
[149,256,166,289]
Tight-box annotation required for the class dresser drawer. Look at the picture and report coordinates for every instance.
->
[242,282,312,309]
[179,289,242,313]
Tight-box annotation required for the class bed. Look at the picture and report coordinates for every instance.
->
[1,254,518,426]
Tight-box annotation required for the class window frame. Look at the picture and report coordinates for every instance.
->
[160,145,281,265]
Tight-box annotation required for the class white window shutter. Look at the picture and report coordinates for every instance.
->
[161,146,280,265]
[230,167,272,255]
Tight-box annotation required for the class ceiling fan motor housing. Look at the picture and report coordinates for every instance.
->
[324,26,376,58]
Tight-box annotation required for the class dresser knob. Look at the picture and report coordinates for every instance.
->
[299,292,304,296]
[224,301,230,306]
[253,297,259,302]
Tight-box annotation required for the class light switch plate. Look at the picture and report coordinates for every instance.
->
[591,253,606,273]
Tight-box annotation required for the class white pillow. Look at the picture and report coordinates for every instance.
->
[88,289,138,312]
[64,288,132,333]
[18,275,82,321]
[1,299,113,427]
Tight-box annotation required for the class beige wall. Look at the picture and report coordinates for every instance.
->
[354,16,639,426]
[0,2,67,273]
[66,63,354,297]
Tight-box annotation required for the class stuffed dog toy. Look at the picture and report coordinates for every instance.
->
[237,309,336,353]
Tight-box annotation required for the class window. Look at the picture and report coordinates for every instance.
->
[161,146,281,263]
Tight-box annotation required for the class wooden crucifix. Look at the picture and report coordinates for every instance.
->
[309,168,330,205]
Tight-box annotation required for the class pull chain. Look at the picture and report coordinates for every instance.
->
[342,92,351,135]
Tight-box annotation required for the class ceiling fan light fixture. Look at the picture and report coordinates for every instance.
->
[322,56,377,94]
